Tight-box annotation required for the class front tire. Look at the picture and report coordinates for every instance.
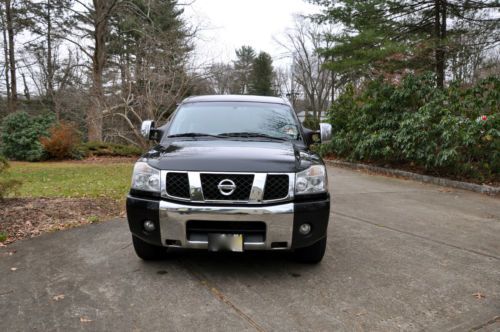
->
[132,236,165,260]
[293,237,327,264]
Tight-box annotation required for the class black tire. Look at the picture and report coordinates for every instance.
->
[132,236,165,260]
[293,237,327,264]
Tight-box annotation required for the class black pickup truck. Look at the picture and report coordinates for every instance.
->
[126,95,332,263]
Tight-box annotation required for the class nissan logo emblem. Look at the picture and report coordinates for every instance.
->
[217,179,237,196]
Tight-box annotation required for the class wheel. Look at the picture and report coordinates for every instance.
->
[293,237,327,264]
[132,235,165,260]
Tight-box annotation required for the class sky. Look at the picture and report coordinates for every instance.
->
[183,0,321,67]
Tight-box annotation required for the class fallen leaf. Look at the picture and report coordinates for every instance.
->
[10,267,17,271]
[80,317,92,323]
[52,294,65,301]
[472,292,486,299]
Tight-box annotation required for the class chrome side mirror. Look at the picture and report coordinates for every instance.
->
[141,120,155,140]
[319,123,332,143]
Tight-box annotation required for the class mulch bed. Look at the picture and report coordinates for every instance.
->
[0,198,125,245]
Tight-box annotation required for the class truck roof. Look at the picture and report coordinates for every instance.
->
[181,95,291,106]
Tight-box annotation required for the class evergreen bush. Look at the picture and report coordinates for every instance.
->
[0,112,55,161]
[322,74,499,182]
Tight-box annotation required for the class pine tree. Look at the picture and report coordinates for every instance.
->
[249,52,274,96]
[233,45,255,94]
[309,0,500,87]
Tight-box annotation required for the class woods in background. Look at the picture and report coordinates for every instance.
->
[0,0,498,157]
[0,0,194,147]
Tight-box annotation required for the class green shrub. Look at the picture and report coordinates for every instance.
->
[0,156,21,199]
[78,142,143,157]
[303,113,320,130]
[0,111,55,161]
[323,73,500,182]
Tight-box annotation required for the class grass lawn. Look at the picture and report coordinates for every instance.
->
[6,161,134,200]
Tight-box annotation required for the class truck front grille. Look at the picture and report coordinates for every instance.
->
[263,175,289,200]
[166,172,190,199]
[200,173,254,201]
[163,171,292,203]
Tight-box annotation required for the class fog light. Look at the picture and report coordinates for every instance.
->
[143,220,155,232]
[299,223,311,235]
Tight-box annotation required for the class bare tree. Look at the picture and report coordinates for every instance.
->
[104,0,198,148]
[27,0,74,116]
[64,0,119,141]
[277,17,333,121]
[205,62,237,95]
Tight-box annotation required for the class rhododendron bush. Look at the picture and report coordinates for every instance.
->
[321,74,499,182]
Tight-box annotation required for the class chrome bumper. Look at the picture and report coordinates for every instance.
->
[158,201,294,250]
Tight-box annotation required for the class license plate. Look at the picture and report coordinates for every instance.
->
[208,233,243,252]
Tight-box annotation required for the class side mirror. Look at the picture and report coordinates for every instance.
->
[141,120,164,141]
[319,123,332,143]
[141,120,155,140]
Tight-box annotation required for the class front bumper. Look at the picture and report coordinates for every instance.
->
[126,195,330,250]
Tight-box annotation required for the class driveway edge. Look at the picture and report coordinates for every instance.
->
[325,160,499,196]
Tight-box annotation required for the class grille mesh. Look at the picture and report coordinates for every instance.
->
[264,175,289,200]
[166,173,190,198]
[200,174,254,201]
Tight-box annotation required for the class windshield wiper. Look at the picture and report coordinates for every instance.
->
[167,133,224,138]
[218,132,288,141]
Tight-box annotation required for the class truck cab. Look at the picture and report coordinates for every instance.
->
[126,95,331,263]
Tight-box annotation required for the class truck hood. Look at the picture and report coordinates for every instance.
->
[143,139,323,173]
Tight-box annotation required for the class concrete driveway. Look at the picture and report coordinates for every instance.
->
[1,166,499,331]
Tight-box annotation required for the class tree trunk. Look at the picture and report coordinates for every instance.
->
[331,72,335,104]
[0,6,10,104]
[434,0,447,89]
[5,0,17,112]
[21,72,30,100]
[46,0,55,115]
[87,44,105,142]
[86,0,117,142]
[330,55,335,104]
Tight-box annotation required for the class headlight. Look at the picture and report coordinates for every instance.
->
[295,165,328,195]
[131,162,160,192]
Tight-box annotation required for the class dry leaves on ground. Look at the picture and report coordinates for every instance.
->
[52,294,65,301]
[80,317,93,323]
[0,198,124,244]
[472,292,486,300]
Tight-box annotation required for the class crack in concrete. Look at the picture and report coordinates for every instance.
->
[178,260,267,332]
[469,315,500,331]
[332,211,500,261]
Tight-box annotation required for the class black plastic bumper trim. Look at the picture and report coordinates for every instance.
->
[126,196,162,246]
[291,198,330,249]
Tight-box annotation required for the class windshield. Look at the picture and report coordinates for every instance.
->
[166,102,301,141]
